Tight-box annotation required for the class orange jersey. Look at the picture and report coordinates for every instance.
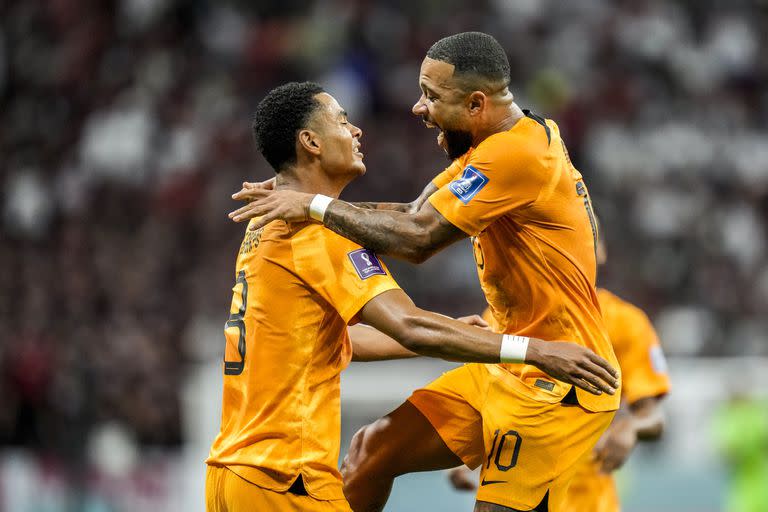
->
[430,111,619,412]
[206,218,400,501]
[564,288,671,512]
[596,289,670,403]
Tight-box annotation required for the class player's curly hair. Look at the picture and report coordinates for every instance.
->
[427,32,510,90]
[252,81,325,173]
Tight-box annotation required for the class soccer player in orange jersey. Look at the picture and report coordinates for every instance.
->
[206,82,618,512]
[562,236,670,512]
[451,256,670,511]
[228,32,621,511]
[560,286,669,512]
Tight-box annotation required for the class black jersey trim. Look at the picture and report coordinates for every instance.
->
[522,109,551,146]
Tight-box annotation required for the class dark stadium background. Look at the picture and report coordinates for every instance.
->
[1,1,766,510]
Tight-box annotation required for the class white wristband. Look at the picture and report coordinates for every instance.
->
[500,334,529,364]
[309,194,333,223]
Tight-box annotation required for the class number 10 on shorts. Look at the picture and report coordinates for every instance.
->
[486,429,523,472]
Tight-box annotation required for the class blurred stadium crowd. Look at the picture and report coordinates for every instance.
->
[1,0,766,462]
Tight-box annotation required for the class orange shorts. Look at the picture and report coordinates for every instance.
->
[561,454,620,512]
[205,465,352,512]
[407,363,615,511]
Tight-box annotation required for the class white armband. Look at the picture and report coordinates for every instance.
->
[500,334,529,364]
[308,194,333,223]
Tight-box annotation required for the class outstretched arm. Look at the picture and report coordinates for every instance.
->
[357,289,619,395]
[349,324,418,362]
[349,312,488,362]
[325,182,452,261]
[234,179,437,214]
[229,185,462,263]
[351,182,438,214]
[323,200,464,263]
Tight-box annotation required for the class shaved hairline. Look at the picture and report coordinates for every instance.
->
[450,71,510,97]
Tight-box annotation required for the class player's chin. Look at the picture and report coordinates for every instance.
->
[353,161,367,176]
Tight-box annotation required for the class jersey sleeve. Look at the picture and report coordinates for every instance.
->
[612,306,671,405]
[431,160,463,189]
[292,226,401,324]
[427,135,544,236]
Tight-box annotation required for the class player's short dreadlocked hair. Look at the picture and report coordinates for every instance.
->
[427,32,510,89]
[252,81,325,173]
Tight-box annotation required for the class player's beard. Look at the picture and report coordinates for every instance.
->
[442,129,473,160]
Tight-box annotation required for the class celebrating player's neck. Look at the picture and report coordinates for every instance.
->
[274,168,347,199]
[472,101,525,147]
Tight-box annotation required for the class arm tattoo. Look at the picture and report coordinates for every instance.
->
[351,182,439,213]
[324,204,412,254]
[351,202,412,212]
[323,201,465,260]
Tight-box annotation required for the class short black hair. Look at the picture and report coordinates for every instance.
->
[252,81,325,173]
[427,32,510,89]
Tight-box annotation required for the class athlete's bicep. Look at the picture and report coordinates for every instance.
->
[411,201,469,260]
[357,289,419,341]
[357,288,506,363]
[362,289,416,322]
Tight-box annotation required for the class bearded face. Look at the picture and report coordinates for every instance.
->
[440,127,474,160]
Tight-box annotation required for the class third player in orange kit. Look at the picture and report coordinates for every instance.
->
[562,287,670,512]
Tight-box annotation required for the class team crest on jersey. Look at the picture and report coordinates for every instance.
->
[348,249,386,280]
[449,165,489,204]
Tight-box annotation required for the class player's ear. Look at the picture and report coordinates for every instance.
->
[298,129,322,157]
[467,91,486,116]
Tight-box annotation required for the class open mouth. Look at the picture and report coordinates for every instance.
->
[424,119,445,146]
